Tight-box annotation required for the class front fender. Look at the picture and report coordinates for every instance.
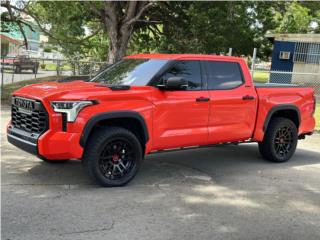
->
[79,110,149,148]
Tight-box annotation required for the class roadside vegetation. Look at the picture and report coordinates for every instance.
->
[252,71,269,83]
[41,63,72,71]
[1,76,64,105]
[2,1,319,63]
[315,104,320,130]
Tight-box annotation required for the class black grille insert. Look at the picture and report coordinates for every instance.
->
[11,97,48,134]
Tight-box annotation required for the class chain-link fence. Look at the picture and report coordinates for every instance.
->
[252,70,320,96]
[250,47,320,98]
[0,57,109,87]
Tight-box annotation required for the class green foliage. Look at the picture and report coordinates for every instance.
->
[131,2,271,58]
[28,1,106,60]
[274,2,313,33]
[130,1,319,60]
[24,1,320,61]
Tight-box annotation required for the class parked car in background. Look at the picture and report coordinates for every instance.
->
[7,54,316,187]
[1,55,39,74]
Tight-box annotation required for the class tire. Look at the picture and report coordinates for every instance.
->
[258,117,298,162]
[82,126,142,187]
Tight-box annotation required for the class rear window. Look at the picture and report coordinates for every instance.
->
[204,61,243,90]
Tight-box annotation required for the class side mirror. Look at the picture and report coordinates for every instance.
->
[160,77,188,90]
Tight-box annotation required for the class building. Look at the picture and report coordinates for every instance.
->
[266,33,320,84]
[0,22,41,57]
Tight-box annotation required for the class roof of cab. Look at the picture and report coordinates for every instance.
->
[125,53,244,62]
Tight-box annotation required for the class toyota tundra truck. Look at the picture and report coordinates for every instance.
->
[7,54,316,187]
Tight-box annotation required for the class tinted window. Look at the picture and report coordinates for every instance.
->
[91,59,169,86]
[157,61,202,90]
[205,61,243,90]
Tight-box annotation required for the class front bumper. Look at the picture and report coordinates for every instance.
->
[7,126,38,155]
[7,125,84,160]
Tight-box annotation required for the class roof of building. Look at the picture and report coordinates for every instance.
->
[266,33,320,43]
[0,33,22,45]
[0,22,40,43]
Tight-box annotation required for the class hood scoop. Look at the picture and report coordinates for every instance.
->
[95,84,131,91]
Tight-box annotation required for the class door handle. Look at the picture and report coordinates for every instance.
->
[196,97,210,102]
[242,95,255,100]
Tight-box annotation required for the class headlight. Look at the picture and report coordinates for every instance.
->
[51,100,96,122]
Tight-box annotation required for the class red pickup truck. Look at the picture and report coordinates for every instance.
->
[7,54,316,187]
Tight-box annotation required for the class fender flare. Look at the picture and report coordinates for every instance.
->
[80,110,149,148]
[263,104,301,132]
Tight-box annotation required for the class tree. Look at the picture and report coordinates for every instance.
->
[130,1,320,59]
[1,0,36,49]
[1,1,160,63]
[131,2,270,57]
[84,1,157,63]
[26,1,160,63]
[274,2,312,33]
[2,1,319,62]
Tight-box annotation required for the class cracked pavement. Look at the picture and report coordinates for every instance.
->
[1,105,320,240]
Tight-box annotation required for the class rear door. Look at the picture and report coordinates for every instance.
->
[151,60,210,150]
[204,60,258,144]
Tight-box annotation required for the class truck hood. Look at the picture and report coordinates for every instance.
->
[13,80,103,100]
[12,80,154,102]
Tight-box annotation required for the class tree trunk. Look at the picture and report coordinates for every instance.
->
[107,24,132,64]
[101,2,152,64]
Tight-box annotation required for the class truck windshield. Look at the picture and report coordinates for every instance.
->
[90,59,169,85]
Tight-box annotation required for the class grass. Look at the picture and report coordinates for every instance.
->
[252,71,269,83]
[1,76,65,105]
[40,63,72,71]
[315,103,320,130]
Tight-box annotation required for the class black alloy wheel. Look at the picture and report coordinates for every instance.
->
[273,125,294,159]
[98,139,135,180]
[259,117,298,162]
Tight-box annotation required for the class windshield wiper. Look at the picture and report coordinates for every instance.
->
[95,83,131,90]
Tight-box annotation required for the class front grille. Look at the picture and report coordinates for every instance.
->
[11,97,48,134]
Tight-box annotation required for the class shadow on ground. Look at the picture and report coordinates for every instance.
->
[2,141,320,187]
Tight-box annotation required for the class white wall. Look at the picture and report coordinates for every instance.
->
[292,63,320,83]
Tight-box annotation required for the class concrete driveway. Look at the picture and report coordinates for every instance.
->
[1,106,320,240]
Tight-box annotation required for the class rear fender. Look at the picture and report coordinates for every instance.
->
[253,104,300,141]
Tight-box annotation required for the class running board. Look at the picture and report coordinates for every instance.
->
[149,140,253,154]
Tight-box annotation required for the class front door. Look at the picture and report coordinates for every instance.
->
[151,60,210,150]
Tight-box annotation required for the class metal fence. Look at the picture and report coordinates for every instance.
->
[250,48,320,98]
[252,70,320,95]
[0,57,109,87]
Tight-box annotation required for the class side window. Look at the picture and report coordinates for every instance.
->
[205,61,243,90]
[160,60,202,90]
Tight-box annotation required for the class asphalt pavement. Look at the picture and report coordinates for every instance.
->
[1,105,320,240]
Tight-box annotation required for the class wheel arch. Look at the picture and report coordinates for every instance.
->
[263,104,301,132]
[80,111,149,149]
